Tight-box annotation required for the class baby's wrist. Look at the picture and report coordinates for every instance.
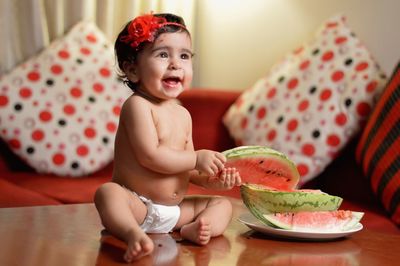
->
[194,150,200,170]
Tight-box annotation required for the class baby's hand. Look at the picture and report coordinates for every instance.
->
[207,167,242,190]
[195,150,226,176]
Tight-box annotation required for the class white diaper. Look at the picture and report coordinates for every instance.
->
[128,189,181,234]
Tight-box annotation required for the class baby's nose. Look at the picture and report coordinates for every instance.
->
[169,58,181,70]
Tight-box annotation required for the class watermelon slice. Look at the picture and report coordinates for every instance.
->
[240,183,343,223]
[223,146,300,190]
[263,210,364,232]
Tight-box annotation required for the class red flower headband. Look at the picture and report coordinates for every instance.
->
[120,13,186,49]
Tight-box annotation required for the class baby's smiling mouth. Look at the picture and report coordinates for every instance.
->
[162,77,182,87]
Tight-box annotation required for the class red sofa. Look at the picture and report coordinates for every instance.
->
[0,88,398,234]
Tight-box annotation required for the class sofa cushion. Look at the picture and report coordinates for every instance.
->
[0,21,130,177]
[0,179,61,207]
[356,62,400,225]
[223,14,387,186]
[2,163,112,204]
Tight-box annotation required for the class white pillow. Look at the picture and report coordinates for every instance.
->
[0,21,131,177]
[223,14,387,185]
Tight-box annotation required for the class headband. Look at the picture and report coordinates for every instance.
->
[120,13,187,49]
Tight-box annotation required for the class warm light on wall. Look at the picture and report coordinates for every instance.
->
[193,0,399,90]
[194,0,308,89]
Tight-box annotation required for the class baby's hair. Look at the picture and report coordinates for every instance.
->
[115,13,190,92]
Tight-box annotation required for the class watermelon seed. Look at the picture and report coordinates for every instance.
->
[265,170,278,175]
[264,168,288,178]
[259,160,264,164]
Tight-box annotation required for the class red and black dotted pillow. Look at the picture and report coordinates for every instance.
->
[223,14,387,186]
[0,21,131,177]
[356,62,400,225]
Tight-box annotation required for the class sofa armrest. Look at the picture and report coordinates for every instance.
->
[178,88,240,151]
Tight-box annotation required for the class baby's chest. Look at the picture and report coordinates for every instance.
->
[153,112,188,145]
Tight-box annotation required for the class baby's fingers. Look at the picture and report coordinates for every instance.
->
[213,155,225,172]
[218,168,227,182]
[234,171,242,186]
[215,152,227,164]
[230,168,240,186]
[229,173,237,187]
[202,165,217,177]
[221,167,234,187]
[213,152,226,171]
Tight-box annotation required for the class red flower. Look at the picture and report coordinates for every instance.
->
[120,14,167,49]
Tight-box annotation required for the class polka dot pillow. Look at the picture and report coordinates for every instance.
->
[223,14,387,186]
[0,21,131,177]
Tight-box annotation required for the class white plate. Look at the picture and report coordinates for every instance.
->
[238,212,363,241]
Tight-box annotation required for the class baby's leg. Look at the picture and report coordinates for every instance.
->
[94,182,153,262]
[176,196,233,245]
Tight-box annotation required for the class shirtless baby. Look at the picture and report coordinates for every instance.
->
[94,13,241,262]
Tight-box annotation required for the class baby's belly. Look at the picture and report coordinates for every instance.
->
[145,179,188,205]
[114,172,189,205]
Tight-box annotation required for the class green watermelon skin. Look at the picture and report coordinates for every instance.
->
[241,183,343,224]
[223,146,300,190]
[262,210,364,232]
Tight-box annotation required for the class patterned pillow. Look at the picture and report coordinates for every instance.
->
[356,62,400,225]
[0,21,130,177]
[223,14,387,185]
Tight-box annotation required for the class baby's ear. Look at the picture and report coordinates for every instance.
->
[123,61,139,83]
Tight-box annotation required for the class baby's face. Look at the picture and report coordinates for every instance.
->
[133,31,193,101]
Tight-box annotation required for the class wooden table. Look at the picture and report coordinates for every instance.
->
[0,198,399,266]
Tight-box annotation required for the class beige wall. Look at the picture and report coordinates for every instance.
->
[192,0,400,90]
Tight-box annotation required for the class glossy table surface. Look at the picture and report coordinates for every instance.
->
[0,198,399,266]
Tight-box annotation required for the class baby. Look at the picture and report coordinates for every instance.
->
[94,13,241,262]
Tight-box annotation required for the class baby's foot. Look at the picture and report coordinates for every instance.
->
[124,229,154,262]
[180,217,211,245]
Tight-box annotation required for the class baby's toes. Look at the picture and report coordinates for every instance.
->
[197,230,211,244]
[141,239,154,254]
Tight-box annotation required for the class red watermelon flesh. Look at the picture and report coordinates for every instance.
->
[249,183,323,193]
[223,146,300,190]
[263,210,364,232]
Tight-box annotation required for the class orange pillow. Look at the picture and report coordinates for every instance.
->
[356,62,400,225]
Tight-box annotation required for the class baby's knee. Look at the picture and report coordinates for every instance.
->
[212,197,233,214]
[94,182,122,205]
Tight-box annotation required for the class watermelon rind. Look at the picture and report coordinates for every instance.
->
[223,146,300,190]
[223,146,285,159]
[241,183,343,224]
[262,211,364,232]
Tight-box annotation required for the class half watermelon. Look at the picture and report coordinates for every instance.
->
[223,146,300,190]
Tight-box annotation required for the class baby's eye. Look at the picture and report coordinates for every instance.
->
[158,51,168,58]
[181,52,193,60]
